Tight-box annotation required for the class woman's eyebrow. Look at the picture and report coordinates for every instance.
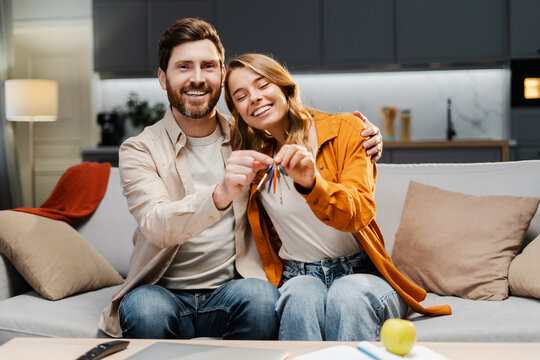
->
[232,75,265,97]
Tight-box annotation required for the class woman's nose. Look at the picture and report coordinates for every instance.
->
[249,91,262,103]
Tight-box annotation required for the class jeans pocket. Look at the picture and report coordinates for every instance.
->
[347,252,378,274]
[282,263,301,281]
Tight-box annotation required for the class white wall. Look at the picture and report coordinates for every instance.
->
[97,68,510,141]
[10,0,94,206]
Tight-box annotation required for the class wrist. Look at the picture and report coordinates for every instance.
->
[213,183,232,210]
[294,177,315,195]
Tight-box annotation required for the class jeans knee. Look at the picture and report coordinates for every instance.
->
[234,278,280,311]
[277,276,327,316]
[119,285,183,338]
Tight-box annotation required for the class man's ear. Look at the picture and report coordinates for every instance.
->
[158,68,167,90]
[221,65,226,88]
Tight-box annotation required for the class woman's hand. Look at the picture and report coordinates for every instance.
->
[274,144,316,191]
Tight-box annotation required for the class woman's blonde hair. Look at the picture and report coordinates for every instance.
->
[224,53,312,152]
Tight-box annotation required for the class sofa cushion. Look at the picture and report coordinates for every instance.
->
[0,211,123,301]
[392,181,539,301]
[410,293,540,342]
[509,235,540,299]
[76,167,136,277]
[0,285,120,344]
[375,162,540,255]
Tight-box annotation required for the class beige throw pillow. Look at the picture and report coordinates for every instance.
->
[0,210,123,300]
[509,235,540,299]
[392,182,539,301]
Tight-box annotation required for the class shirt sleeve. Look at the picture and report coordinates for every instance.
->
[300,115,377,233]
[119,136,223,249]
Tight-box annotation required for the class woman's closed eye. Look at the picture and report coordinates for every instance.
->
[235,94,247,102]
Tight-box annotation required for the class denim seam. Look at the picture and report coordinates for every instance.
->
[377,290,399,311]
[198,306,231,314]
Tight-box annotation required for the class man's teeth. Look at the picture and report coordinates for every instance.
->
[186,91,206,96]
[254,105,271,116]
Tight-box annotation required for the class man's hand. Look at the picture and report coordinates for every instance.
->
[213,150,273,210]
[354,111,383,163]
[274,144,316,190]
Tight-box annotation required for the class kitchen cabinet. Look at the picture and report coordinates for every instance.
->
[94,0,215,76]
[93,0,521,76]
[215,0,320,69]
[93,0,147,75]
[379,141,510,164]
[511,108,540,160]
[396,0,507,64]
[322,0,394,67]
[81,147,120,167]
[147,0,215,72]
[509,0,540,59]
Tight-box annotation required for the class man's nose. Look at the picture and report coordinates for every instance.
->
[190,68,205,85]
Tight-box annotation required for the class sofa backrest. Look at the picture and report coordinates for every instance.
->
[76,162,540,276]
[76,167,136,277]
[375,160,540,255]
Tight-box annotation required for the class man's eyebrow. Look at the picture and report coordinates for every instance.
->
[232,76,264,97]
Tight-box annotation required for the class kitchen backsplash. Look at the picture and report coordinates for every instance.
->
[96,68,510,141]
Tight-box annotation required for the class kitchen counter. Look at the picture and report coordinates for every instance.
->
[81,140,510,166]
[380,140,509,163]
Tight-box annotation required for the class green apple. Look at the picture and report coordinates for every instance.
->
[380,318,417,356]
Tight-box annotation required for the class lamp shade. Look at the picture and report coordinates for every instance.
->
[5,79,58,122]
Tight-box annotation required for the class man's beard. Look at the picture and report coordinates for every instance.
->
[166,79,221,119]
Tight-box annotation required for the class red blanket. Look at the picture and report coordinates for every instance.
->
[13,162,111,223]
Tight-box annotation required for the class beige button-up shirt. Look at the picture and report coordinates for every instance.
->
[99,108,266,337]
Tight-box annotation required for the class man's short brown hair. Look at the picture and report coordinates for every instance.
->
[158,18,225,71]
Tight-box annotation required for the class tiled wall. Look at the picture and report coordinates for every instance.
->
[97,68,510,141]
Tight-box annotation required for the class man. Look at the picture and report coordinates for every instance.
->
[100,18,383,340]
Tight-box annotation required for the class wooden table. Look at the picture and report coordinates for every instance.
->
[1,337,540,360]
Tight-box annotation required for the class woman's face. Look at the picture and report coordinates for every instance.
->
[227,66,288,139]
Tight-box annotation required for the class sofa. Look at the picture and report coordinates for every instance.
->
[0,160,539,344]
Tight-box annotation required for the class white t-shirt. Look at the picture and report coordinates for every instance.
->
[258,146,362,263]
[158,126,236,289]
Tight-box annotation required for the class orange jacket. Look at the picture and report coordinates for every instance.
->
[247,110,451,316]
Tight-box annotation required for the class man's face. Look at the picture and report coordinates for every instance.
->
[159,39,224,120]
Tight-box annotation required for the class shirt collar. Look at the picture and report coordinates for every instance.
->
[311,109,338,148]
[163,106,232,148]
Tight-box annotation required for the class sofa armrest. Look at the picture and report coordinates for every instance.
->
[0,253,31,301]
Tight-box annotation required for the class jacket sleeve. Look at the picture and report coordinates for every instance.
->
[119,135,223,249]
[301,115,377,232]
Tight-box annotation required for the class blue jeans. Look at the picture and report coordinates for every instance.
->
[118,278,280,339]
[276,251,409,341]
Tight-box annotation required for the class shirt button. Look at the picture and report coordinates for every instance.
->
[314,199,319,205]
[319,165,324,170]
[208,215,215,221]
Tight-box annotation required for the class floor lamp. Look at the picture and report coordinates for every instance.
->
[4,79,58,207]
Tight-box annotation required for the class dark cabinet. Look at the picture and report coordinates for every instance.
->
[511,108,540,160]
[94,0,215,76]
[94,0,523,76]
[94,0,147,75]
[322,0,394,67]
[147,0,215,72]
[509,0,540,58]
[379,141,510,164]
[396,0,507,64]
[215,0,320,69]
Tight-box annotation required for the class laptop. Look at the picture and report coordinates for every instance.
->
[127,342,289,360]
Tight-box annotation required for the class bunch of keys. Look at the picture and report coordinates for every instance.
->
[256,162,290,204]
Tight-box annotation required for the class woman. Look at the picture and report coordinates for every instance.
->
[224,54,451,341]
